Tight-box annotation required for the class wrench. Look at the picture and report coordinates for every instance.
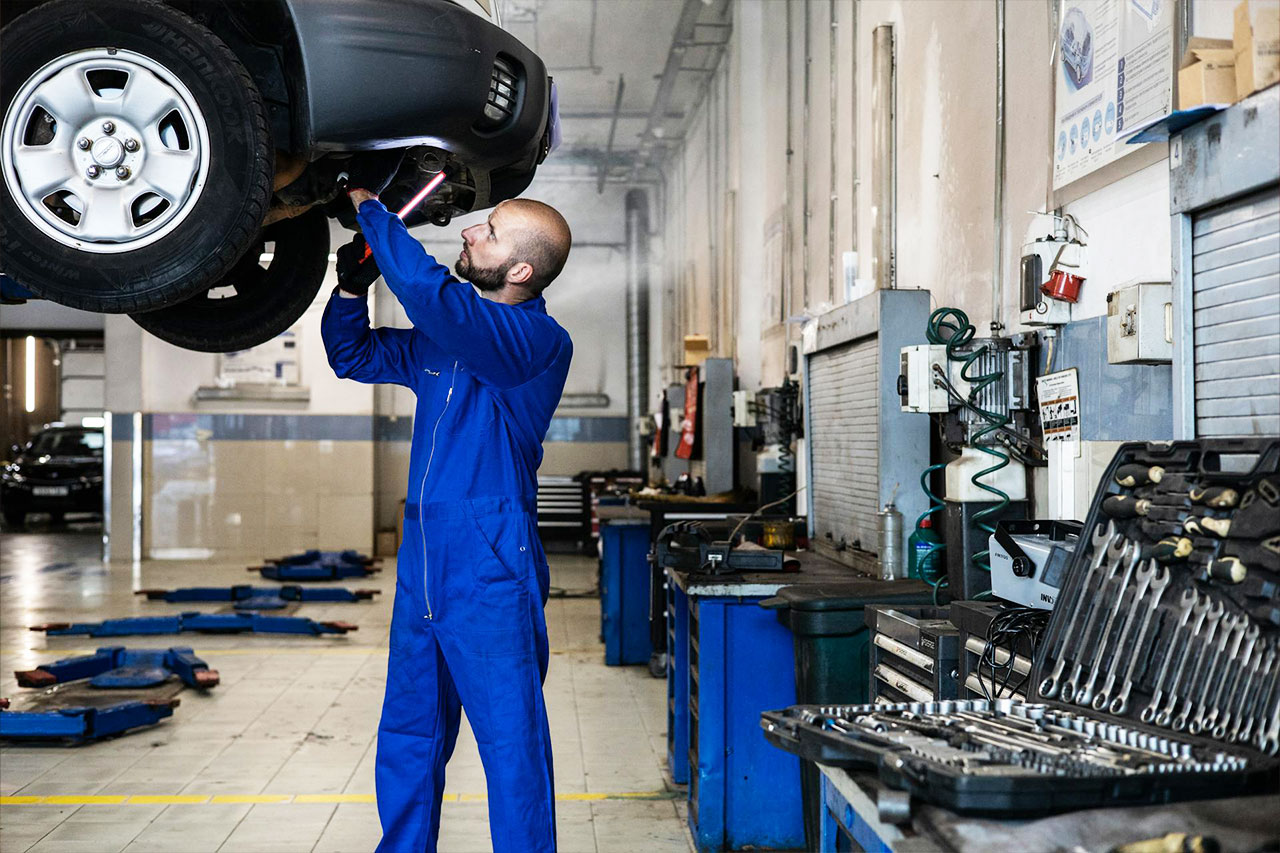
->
[1241,646,1279,745]
[1168,600,1224,730]
[1229,645,1272,743]
[1090,558,1157,711]
[1039,522,1121,699]
[1187,614,1245,734]
[1059,535,1130,702]
[1257,664,1280,756]
[1108,566,1171,716]
[1211,625,1260,739]
[1142,592,1209,724]
[1076,545,1143,707]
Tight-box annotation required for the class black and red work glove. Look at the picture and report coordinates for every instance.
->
[336,234,381,296]
[343,149,406,197]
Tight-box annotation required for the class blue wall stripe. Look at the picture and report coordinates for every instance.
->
[145,414,373,442]
[545,417,629,443]
[109,413,133,441]
[1055,315,1173,441]
[374,416,414,442]
[136,413,628,443]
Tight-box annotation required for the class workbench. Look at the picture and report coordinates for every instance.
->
[665,551,926,852]
[638,498,756,662]
[817,763,1280,852]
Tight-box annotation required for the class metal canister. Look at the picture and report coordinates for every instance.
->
[877,502,904,580]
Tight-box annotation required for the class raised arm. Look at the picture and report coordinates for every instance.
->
[356,200,563,390]
[320,288,422,388]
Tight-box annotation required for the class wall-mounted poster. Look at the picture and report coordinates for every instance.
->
[1052,0,1175,189]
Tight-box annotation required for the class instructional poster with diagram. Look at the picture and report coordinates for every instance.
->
[1052,0,1174,189]
[1037,368,1081,444]
[217,330,301,386]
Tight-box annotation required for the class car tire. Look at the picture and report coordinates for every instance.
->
[0,0,272,313]
[131,209,331,353]
[3,509,25,529]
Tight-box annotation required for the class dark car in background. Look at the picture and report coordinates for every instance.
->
[1,0,556,352]
[1,424,104,528]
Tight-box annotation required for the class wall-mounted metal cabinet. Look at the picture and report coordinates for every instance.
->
[1106,281,1173,365]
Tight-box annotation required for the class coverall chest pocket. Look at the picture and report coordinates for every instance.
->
[468,512,531,585]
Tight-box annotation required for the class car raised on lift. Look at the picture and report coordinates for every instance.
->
[1,0,556,352]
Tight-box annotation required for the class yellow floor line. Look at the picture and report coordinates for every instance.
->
[0,791,675,806]
[1,647,599,656]
[0,647,386,657]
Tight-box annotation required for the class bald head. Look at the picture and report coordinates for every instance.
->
[499,199,572,293]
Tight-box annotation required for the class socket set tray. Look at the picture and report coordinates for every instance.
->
[761,438,1280,815]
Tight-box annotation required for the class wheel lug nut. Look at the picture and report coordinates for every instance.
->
[86,165,101,179]
[102,121,115,135]
[115,166,130,180]
[77,137,92,150]
[124,138,139,152]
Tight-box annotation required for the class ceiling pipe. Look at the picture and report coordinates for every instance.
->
[992,0,1007,333]
[624,189,651,472]
[871,23,896,290]
[598,75,626,194]
[633,0,732,175]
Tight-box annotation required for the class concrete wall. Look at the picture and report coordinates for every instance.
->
[655,0,1237,522]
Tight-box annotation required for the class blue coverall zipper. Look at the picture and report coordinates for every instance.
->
[417,360,458,620]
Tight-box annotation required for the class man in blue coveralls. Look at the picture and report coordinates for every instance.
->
[322,162,572,852]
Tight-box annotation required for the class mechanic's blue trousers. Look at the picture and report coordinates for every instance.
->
[375,496,554,852]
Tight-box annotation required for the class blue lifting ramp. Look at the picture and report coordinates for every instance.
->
[30,612,357,637]
[14,646,219,690]
[0,698,179,742]
[251,549,382,581]
[137,584,379,610]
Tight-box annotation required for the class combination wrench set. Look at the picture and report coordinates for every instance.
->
[761,440,1280,815]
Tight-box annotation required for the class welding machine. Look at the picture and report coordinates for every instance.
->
[989,519,1082,609]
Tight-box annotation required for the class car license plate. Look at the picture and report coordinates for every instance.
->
[32,486,69,497]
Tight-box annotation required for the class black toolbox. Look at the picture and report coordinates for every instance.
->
[762,439,1280,816]
[866,606,960,703]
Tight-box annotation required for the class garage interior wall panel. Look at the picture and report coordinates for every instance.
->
[1191,188,1280,437]
[59,349,104,424]
[808,338,880,551]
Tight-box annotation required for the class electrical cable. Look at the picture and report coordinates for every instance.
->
[728,485,807,546]
[926,307,1013,576]
[978,607,1051,700]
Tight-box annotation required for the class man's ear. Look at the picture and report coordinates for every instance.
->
[506,261,534,285]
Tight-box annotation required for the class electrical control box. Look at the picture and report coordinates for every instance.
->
[1019,250,1073,325]
[898,345,949,413]
[1106,281,1173,364]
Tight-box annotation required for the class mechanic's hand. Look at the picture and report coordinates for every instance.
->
[336,234,381,296]
[344,149,405,196]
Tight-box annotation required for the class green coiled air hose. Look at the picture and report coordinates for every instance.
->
[925,307,1012,575]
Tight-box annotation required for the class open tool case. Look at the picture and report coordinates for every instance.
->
[762,439,1280,816]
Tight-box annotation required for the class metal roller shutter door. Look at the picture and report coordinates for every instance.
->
[808,337,879,552]
[1191,188,1280,437]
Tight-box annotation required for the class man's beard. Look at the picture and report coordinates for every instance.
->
[456,253,515,293]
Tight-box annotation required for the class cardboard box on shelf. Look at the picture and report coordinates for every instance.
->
[1235,0,1280,100]
[682,334,711,366]
[1178,38,1237,110]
